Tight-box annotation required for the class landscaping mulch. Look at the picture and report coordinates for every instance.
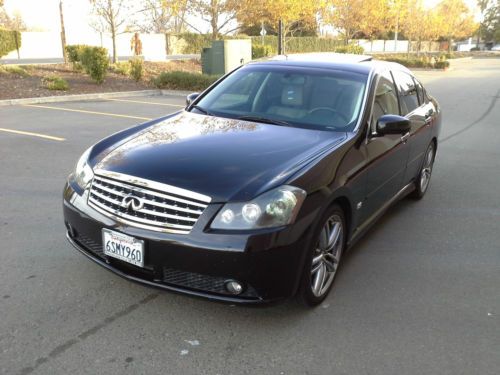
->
[0,59,201,100]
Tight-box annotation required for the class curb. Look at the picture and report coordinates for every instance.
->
[0,89,190,106]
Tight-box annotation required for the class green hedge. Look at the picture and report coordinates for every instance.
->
[0,28,21,58]
[378,55,450,69]
[250,36,345,54]
[152,71,220,91]
[177,33,212,54]
[252,44,273,59]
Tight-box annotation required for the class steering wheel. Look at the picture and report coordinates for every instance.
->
[308,107,350,125]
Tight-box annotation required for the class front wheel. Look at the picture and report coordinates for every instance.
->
[296,204,345,307]
[410,141,435,200]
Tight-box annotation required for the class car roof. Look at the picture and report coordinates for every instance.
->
[249,53,412,76]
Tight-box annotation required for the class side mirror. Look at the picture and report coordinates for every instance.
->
[186,92,199,107]
[376,115,411,135]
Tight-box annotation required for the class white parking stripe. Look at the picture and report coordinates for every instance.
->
[0,127,65,141]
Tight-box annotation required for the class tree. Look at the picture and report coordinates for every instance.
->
[59,1,68,63]
[480,0,500,43]
[0,9,27,31]
[436,0,477,51]
[90,0,132,63]
[237,0,318,53]
[136,0,187,33]
[186,0,242,40]
[319,0,390,44]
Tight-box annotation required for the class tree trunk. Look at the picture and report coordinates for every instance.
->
[111,25,117,63]
[59,0,67,63]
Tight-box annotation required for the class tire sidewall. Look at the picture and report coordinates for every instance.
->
[297,204,346,306]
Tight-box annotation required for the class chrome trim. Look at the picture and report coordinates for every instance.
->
[353,67,375,133]
[93,174,208,208]
[94,169,212,204]
[88,171,211,234]
[92,179,203,214]
[89,198,193,234]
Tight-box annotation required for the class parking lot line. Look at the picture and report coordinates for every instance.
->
[23,104,153,121]
[105,98,185,107]
[0,127,65,141]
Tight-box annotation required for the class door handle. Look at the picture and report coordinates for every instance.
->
[401,132,410,143]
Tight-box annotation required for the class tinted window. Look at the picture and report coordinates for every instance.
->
[392,71,420,115]
[194,65,368,132]
[371,73,399,131]
[414,78,426,105]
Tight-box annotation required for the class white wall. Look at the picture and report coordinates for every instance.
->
[2,31,168,61]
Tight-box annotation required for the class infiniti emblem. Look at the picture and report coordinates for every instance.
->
[122,194,144,211]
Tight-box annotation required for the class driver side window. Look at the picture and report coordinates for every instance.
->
[371,73,399,133]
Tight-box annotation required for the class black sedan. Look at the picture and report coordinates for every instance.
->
[63,53,441,306]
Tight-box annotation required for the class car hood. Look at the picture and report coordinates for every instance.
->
[95,111,346,202]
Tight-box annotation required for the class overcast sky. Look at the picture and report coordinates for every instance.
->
[4,0,481,36]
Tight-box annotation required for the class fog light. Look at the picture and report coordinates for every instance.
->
[225,280,243,295]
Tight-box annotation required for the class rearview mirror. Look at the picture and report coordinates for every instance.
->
[186,93,199,107]
[376,115,411,135]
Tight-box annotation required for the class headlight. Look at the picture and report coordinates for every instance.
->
[74,147,94,189]
[211,185,306,230]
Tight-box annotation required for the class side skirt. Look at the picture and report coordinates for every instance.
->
[347,181,415,248]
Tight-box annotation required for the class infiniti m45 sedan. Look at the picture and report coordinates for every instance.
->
[63,54,441,306]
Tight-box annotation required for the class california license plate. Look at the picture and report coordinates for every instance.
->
[102,229,144,268]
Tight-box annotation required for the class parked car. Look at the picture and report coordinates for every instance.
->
[491,44,500,51]
[63,53,441,306]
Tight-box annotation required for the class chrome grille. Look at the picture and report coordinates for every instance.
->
[88,170,211,234]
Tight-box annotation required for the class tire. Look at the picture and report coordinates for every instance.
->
[410,141,436,200]
[296,204,346,307]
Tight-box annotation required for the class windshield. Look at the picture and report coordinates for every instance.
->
[191,65,368,132]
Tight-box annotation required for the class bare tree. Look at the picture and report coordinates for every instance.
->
[186,0,242,40]
[135,0,188,55]
[90,0,131,63]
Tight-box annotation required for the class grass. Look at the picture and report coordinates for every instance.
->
[42,75,69,91]
[0,65,31,77]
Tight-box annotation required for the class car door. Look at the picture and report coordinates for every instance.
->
[391,70,434,184]
[358,70,410,224]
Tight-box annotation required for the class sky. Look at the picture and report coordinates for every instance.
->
[3,0,482,35]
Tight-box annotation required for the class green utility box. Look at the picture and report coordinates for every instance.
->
[201,39,252,75]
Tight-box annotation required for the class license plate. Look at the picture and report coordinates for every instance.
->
[102,229,144,268]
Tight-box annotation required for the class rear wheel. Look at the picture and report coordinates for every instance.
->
[410,141,435,200]
[297,204,345,307]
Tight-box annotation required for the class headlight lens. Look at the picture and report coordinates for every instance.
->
[211,185,306,230]
[74,147,94,189]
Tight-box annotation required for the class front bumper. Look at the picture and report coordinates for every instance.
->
[63,180,315,304]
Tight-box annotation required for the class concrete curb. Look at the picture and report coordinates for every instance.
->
[0,89,190,106]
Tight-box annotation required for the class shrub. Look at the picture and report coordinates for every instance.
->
[470,47,480,51]
[252,44,273,59]
[42,76,69,90]
[129,57,143,81]
[65,44,88,71]
[434,60,450,69]
[109,61,130,75]
[0,28,21,58]
[152,71,220,91]
[334,44,365,54]
[80,46,109,84]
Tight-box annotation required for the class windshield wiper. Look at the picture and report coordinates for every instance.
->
[191,105,213,116]
[237,115,292,127]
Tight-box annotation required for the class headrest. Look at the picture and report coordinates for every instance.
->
[281,84,303,106]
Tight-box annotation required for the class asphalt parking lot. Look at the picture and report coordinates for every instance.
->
[1,58,499,375]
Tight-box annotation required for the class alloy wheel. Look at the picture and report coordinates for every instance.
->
[311,215,344,297]
[420,144,434,193]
